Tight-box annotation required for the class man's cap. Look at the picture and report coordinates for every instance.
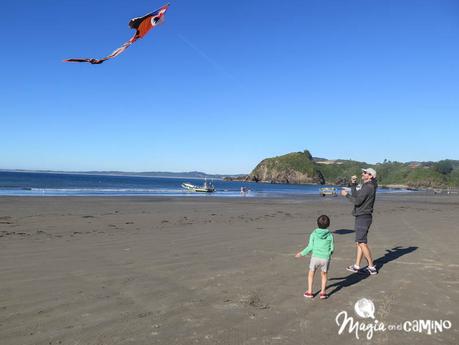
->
[362,168,377,178]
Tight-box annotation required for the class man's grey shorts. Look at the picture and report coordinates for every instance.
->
[355,214,373,243]
[309,256,330,272]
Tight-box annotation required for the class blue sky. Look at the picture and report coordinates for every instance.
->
[1,0,458,174]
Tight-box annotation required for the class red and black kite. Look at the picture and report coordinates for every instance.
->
[65,4,169,64]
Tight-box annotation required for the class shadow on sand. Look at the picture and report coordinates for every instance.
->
[326,246,418,297]
[333,229,354,235]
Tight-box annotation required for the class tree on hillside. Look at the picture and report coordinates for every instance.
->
[434,160,453,175]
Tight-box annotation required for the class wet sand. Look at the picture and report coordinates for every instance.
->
[1,194,458,344]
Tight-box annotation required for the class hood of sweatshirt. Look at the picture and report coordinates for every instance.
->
[369,178,378,189]
[313,228,331,239]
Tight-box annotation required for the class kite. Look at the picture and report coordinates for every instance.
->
[65,4,169,64]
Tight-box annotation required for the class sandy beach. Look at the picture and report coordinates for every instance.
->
[1,194,458,345]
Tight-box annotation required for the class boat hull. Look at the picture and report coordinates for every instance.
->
[181,182,215,193]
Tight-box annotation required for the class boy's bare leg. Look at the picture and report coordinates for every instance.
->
[307,270,314,293]
[355,243,363,267]
[358,243,374,267]
[320,271,327,293]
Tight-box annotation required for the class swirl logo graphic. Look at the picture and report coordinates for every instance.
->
[354,298,375,319]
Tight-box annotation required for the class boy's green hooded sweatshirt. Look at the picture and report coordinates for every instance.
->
[300,228,334,260]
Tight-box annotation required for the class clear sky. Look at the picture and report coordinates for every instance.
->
[1,0,458,174]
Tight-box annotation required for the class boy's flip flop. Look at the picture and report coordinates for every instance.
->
[303,291,313,298]
[319,292,328,299]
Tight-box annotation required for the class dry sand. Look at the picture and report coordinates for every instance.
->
[1,194,458,345]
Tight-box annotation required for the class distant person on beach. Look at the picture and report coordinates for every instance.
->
[295,215,334,299]
[341,168,378,275]
[348,175,358,188]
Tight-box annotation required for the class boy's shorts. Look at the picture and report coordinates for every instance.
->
[309,256,330,272]
[355,214,372,243]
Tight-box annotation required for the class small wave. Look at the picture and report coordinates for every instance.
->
[29,188,183,193]
[0,185,415,197]
[0,186,32,190]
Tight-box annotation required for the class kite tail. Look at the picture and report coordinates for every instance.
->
[64,37,135,64]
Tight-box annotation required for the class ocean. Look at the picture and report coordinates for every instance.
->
[0,171,409,197]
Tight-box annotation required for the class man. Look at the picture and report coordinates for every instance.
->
[341,168,378,275]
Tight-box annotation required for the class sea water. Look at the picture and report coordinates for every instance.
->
[0,171,409,197]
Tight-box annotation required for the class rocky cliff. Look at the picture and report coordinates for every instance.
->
[247,150,325,184]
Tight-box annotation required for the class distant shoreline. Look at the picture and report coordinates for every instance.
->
[0,169,243,180]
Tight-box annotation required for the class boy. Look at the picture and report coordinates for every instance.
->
[295,215,334,299]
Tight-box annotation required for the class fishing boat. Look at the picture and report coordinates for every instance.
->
[181,180,215,193]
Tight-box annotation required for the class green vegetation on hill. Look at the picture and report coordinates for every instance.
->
[315,160,366,184]
[263,150,316,176]
[373,160,459,187]
[249,150,459,188]
[248,150,324,184]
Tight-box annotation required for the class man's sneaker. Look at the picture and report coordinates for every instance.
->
[366,266,378,275]
[304,291,313,298]
[346,265,360,273]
